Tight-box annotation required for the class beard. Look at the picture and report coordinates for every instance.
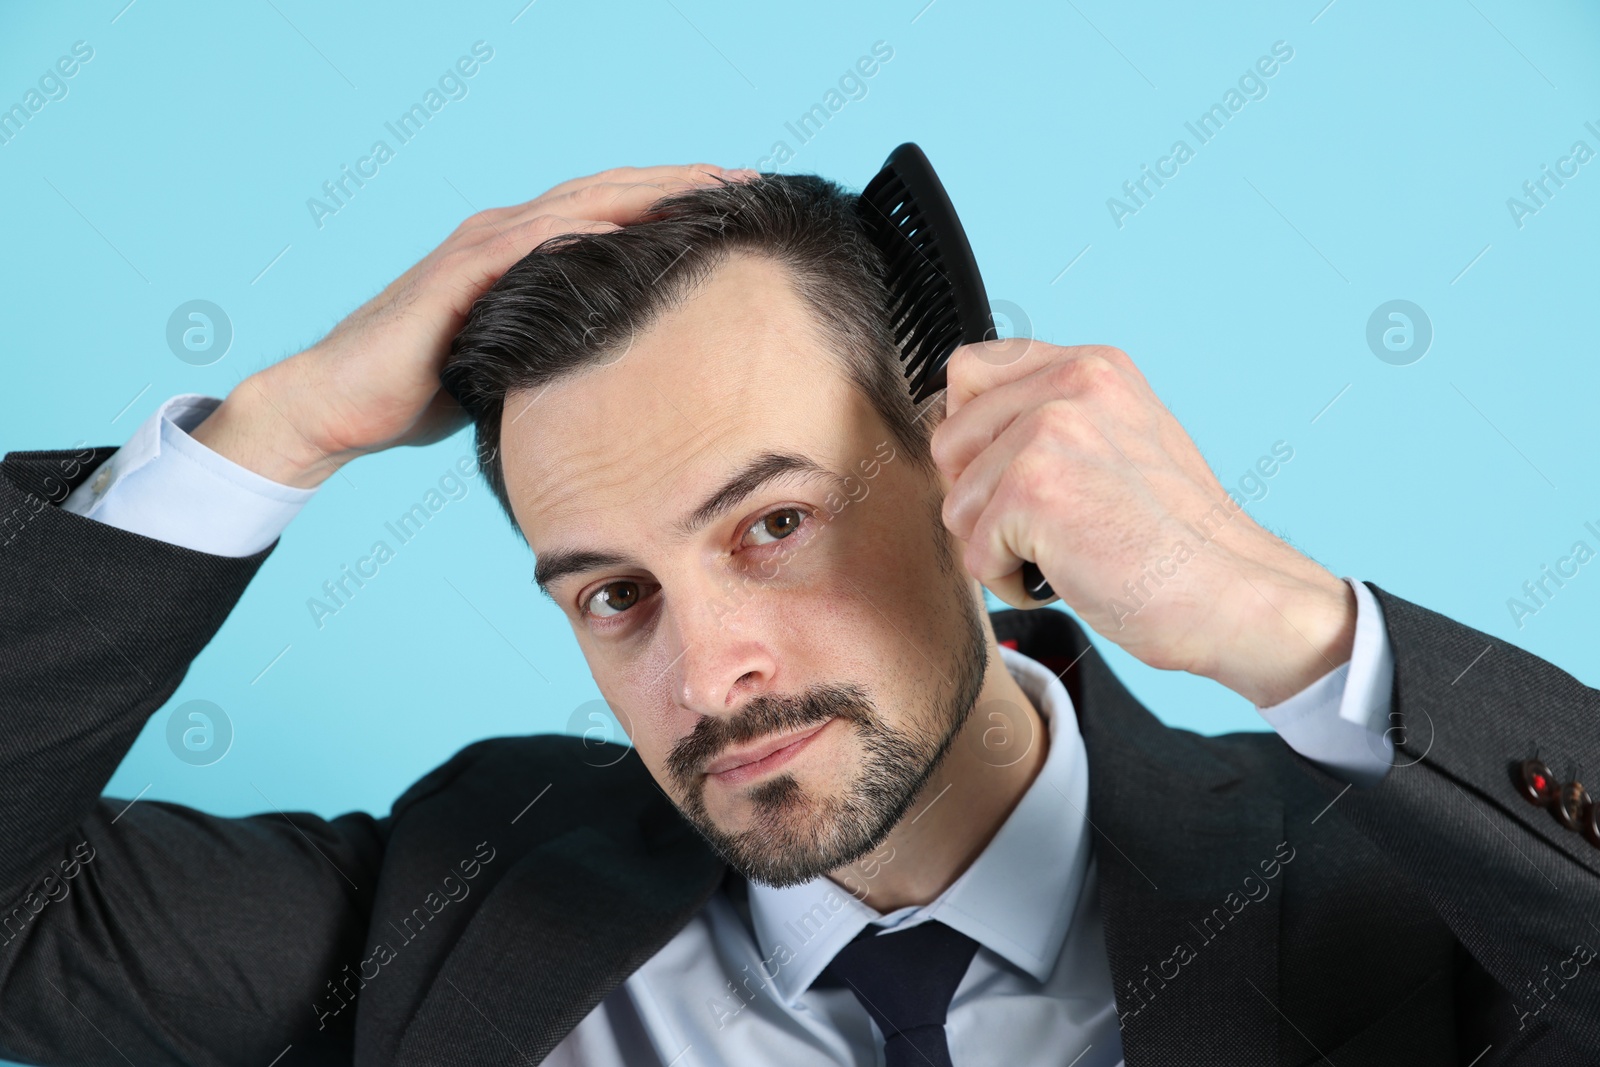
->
[663,565,990,888]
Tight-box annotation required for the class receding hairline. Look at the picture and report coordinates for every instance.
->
[501,251,908,558]
[445,172,938,540]
[496,245,901,463]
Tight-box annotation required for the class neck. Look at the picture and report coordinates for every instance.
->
[828,618,1048,912]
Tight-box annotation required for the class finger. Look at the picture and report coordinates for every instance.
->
[461,176,735,251]
[457,216,622,279]
[944,338,1057,421]
[979,565,1047,611]
[939,408,1031,543]
[931,366,1048,485]
[541,163,726,200]
[445,167,738,238]
[539,176,738,225]
[460,165,762,249]
[540,163,746,203]
[960,450,1054,612]
[946,342,1141,422]
[944,413,1069,609]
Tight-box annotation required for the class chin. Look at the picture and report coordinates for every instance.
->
[707,762,825,824]
[689,772,898,889]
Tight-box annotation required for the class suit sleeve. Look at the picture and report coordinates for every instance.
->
[0,445,384,1067]
[1295,580,1600,1056]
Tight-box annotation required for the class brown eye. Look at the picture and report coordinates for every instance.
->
[746,507,804,546]
[586,581,642,618]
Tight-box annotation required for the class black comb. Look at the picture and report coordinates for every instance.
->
[856,143,1054,602]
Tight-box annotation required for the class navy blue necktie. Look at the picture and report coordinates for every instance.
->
[819,920,980,1067]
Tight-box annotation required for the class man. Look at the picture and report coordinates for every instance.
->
[0,163,1595,1066]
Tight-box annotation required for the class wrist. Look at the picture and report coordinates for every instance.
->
[190,372,350,489]
[1204,561,1357,708]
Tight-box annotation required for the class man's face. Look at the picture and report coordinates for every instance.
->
[502,253,989,886]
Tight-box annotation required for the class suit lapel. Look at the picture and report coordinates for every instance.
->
[993,608,1284,1067]
[389,794,724,1065]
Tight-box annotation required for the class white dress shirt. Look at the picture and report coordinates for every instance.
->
[548,644,1121,1066]
[62,394,316,556]
[59,392,1398,1065]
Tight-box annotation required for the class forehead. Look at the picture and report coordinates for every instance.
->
[500,253,881,548]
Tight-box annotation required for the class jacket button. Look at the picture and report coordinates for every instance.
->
[1555,780,1589,831]
[1583,800,1600,849]
[1518,759,1557,805]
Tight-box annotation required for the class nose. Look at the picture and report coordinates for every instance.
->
[667,583,780,718]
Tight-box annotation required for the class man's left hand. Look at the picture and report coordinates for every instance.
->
[932,339,1356,708]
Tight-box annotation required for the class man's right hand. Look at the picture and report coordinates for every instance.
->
[192,163,755,488]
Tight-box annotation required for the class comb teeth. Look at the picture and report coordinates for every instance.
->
[857,145,991,404]
[857,146,1057,604]
[864,170,959,400]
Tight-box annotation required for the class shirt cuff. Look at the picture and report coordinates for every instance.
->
[60,393,317,557]
[1255,577,1396,789]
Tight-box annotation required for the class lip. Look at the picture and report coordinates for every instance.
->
[705,718,835,785]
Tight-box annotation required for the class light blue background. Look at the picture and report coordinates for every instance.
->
[1,0,1597,1013]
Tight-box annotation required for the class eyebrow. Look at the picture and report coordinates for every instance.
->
[531,451,841,599]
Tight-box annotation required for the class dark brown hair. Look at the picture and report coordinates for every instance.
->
[442,173,936,536]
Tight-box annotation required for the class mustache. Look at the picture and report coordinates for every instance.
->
[665,683,877,785]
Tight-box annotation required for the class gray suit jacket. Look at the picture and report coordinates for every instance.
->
[1,444,1596,1066]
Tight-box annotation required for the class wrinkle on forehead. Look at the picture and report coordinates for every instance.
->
[501,253,864,549]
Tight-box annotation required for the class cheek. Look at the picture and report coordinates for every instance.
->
[623,718,677,784]
[817,477,944,591]
[583,677,686,794]
[585,660,671,756]
[832,481,960,625]
[784,479,960,671]
[778,524,962,726]
[832,486,982,709]
[582,636,724,793]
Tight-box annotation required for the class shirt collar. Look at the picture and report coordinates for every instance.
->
[745,643,1093,1004]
